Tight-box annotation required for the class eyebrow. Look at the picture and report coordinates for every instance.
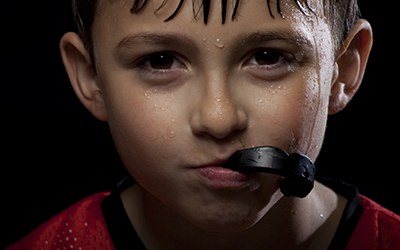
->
[117,33,197,50]
[118,30,311,47]
[237,31,312,48]
[115,30,313,60]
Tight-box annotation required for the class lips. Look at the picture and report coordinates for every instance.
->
[194,164,256,190]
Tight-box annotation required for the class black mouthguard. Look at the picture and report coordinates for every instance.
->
[223,146,315,198]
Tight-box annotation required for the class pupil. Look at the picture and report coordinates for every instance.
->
[255,50,281,65]
[149,53,174,69]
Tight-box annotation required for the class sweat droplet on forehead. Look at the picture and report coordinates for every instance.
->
[213,38,224,49]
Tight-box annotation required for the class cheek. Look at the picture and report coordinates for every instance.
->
[245,75,328,158]
[287,66,331,160]
[110,99,164,145]
[104,86,183,173]
[295,75,329,157]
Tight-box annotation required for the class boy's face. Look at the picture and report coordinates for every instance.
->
[92,0,336,231]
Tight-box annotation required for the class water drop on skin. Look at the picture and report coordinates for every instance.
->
[159,103,168,111]
[217,110,224,120]
[256,148,263,159]
[288,65,295,73]
[168,131,176,138]
[213,38,224,49]
[272,134,280,141]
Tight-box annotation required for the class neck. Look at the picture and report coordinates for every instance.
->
[121,182,346,250]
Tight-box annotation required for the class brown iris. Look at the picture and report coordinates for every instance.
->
[148,52,174,69]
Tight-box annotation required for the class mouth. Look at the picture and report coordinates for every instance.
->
[193,160,257,190]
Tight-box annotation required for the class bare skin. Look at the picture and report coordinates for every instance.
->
[60,0,372,248]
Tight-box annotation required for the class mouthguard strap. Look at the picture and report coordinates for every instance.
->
[223,146,315,198]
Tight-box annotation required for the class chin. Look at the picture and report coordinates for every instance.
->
[187,193,281,234]
[196,212,261,234]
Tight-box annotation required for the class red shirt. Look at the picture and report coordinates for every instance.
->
[7,193,400,249]
[346,195,400,250]
[7,192,115,250]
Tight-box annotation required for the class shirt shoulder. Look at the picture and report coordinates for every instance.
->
[346,195,400,250]
[7,192,115,250]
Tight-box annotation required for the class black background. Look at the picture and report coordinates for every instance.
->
[1,1,398,248]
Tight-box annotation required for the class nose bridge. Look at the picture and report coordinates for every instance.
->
[191,72,247,139]
[204,75,233,120]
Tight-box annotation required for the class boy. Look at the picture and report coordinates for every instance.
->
[8,0,400,249]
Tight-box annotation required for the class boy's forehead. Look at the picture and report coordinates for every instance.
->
[94,0,331,52]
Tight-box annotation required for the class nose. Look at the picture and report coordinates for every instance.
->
[190,78,248,140]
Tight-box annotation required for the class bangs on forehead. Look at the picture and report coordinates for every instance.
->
[129,0,316,24]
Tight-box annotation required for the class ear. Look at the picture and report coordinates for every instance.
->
[328,19,373,114]
[60,32,108,121]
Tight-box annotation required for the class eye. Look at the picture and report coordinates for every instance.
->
[243,48,297,80]
[254,50,284,65]
[247,49,290,67]
[133,51,187,83]
[136,51,186,72]
[147,52,175,69]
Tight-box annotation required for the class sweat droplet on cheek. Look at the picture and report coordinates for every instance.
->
[256,83,290,108]
[168,130,177,138]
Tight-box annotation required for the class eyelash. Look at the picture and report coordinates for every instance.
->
[241,48,299,80]
[243,48,296,70]
[134,51,186,79]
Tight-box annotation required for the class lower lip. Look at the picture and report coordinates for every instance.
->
[195,166,255,189]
